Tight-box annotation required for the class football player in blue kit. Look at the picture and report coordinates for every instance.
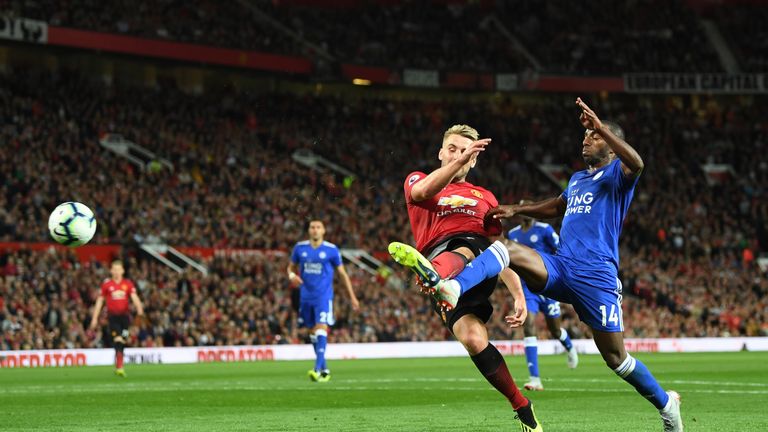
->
[507,203,578,391]
[398,98,683,431]
[288,220,360,382]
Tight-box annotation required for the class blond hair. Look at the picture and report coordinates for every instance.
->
[443,124,479,143]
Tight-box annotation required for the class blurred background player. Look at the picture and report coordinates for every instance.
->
[288,220,359,382]
[89,260,144,377]
[389,124,541,432]
[507,200,578,391]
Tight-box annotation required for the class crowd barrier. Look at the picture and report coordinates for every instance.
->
[2,337,766,368]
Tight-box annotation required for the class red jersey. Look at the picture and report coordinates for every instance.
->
[100,278,135,316]
[404,171,502,252]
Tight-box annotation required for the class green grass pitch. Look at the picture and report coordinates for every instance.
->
[1,352,767,431]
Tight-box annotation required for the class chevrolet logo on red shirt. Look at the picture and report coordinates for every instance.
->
[437,195,478,209]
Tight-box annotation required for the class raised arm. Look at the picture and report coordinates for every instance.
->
[335,265,360,311]
[410,139,490,202]
[576,97,644,176]
[488,196,567,221]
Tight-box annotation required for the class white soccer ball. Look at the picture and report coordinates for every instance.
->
[48,202,97,247]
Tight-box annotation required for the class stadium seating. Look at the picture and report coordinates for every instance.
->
[15,0,733,73]
[708,5,768,72]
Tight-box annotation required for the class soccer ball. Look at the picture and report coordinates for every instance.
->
[48,202,97,247]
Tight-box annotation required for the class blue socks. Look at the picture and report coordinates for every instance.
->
[558,328,573,351]
[455,241,509,295]
[313,329,328,371]
[524,337,539,378]
[614,355,669,410]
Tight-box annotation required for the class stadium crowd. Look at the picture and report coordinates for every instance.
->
[707,4,768,72]
[11,0,305,56]
[8,0,740,73]
[0,65,766,350]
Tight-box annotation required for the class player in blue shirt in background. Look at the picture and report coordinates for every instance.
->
[507,201,578,391]
[396,99,683,431]
[288,220,360,382]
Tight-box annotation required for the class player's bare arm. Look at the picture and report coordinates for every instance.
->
[130,292,145,316]
[89,295,104,330]
[335,265,360,311]
[499,268,526,327]
[489,196,567,220]
[287,262,303,285]
[410,138,490,202]
[576,97,644,176]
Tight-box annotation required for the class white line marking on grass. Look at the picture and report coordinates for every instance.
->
[3,384,768,396]
[343,376,768,388]
[546,377,768,388]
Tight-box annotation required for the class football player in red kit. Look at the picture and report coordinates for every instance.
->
[89,260,144,377]
[388,124,541,431]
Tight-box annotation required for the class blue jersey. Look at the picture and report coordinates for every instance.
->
[290,240,342,302]
[559,158,639,269]
[507,222,559,255]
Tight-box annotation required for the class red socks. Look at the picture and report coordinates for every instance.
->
[431,251,468,279]
[470,343,528,410]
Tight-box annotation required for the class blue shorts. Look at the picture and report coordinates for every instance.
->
[298,298,335,328]
[539,254,624,332]
[523,282,561,318]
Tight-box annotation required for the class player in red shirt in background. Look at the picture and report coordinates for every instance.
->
[388,125,540,431]
[89,260,144,377]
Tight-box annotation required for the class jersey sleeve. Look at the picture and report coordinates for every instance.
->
[126,281,135,296]
[330,247,343,267]
[403,171,426,203]
[613,158,641,192]
[100,281,108,297]
[290,245,300,264]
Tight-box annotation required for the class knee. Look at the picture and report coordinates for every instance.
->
[455,326,488,355]
[601,350,625,370]
[523,321,535,337]
[546,322,561,337]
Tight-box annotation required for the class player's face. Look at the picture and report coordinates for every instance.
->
[111,263,124,279]
[582,129,612,167]
[439,134,476,179]
[308,221,325,241]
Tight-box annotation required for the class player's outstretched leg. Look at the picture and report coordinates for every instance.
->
[388,241,510,311]
[387,242,460,311]
[594,331,683,431]
[388,242,441,287]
